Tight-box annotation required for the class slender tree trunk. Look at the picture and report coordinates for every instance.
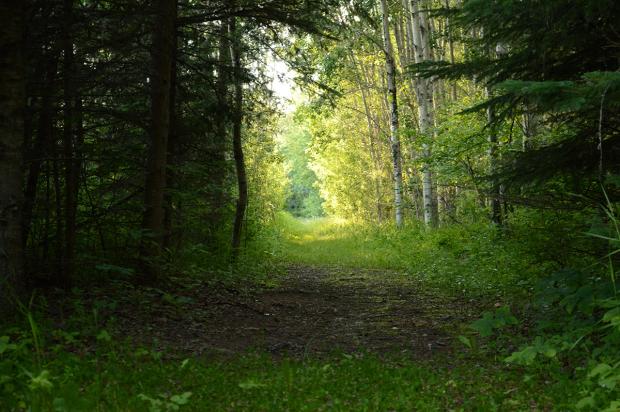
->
[380,0,404,228]
[24,57,58,248]
[0,1,26,308]
[230,16,248,259]
[486,87,502,226]
[140,0,177,281]
[408,0,438,227]
[163,29,179,251]
[522,107,539,151]
[53,136,63,278]
[445,0,458,101]
[209,20,231,232]
[62,0,78,287]
[349,52,385,223]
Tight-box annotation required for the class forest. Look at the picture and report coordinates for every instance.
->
[1,0,620,410]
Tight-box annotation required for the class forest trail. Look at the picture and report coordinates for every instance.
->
[118,264,469,358]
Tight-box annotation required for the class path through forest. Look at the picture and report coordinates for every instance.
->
[118,258,477,359]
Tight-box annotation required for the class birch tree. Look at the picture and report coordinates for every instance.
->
[380,0,404,228]
[405,0,438,227]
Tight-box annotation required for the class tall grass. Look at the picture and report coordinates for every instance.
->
[273,212,553,298]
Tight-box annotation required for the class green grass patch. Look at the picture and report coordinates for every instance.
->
[273,212,553,299]
[1,333,577,411]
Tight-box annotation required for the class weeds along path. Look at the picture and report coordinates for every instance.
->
[118,216,477,358]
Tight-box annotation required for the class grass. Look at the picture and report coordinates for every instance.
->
[1,213,587,411]
[274,212,550,300]
[2,338,578,411]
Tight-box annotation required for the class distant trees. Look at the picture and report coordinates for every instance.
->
[0,0,339,306]
[295,0,620,228]
[423,0,620,202]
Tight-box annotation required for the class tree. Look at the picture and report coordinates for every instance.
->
[230,15,248,260]
[422,0,620,203]
[0,1,26,308]
[406,0,439,227]
[140,0,178,281]
[380,0,404,228]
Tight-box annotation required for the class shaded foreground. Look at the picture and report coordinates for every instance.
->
[116,265,471,357]
[3,264,576,411]
[1,217,581,410]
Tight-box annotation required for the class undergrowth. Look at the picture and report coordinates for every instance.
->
[273,211,572,299]
[2,209,616,411]
[0,316,577,411]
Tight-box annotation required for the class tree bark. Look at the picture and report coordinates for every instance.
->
[230,16,248,260]
[445,0,458,101]
[140,0,177,281]
[407,0,438,227]
[486,87,502,226]
[380,0,404,228]
[24,56,58,249]
[62,0,78,287]
[0,1,26,308]
[163,27,179,251]
[209,20,231,232]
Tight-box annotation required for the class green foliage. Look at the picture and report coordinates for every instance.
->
[470,307,518,338]
[467,196,620,410]
[277,115,324,218]
[272,212,555,298]
[0,325,579,411]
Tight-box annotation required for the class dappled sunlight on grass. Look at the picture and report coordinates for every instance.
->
[273,211,547,299]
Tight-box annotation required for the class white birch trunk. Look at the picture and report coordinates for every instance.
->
[406,0,438,227]
[380,0,404,228]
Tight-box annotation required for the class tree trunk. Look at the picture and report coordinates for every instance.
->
[0,1,26,308]
[163,28,179,251]
[380,0,404,228]
[61,0,78,287]
[140,0,177,281]
[230,16,248,260]
[445,0,458,101]
[486,87,502,226]
[24,56,58,248]
[407,0,438,227]
[209,20,231,233]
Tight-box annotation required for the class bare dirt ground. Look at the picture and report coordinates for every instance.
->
[113,265,477,358]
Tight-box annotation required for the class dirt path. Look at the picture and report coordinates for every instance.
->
[116,265,474,358]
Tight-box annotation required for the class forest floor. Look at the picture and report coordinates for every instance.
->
[116,264,476,358]
[3,215,579,410]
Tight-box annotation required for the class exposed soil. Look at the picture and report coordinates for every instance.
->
[113,265,478,358]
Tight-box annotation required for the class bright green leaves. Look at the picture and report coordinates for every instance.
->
[470,306,518,338]
[138,391,193,412]
[238,379,267,390]
[0,336,17,355]
[27,370,53,392]
[504,337,559,366]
